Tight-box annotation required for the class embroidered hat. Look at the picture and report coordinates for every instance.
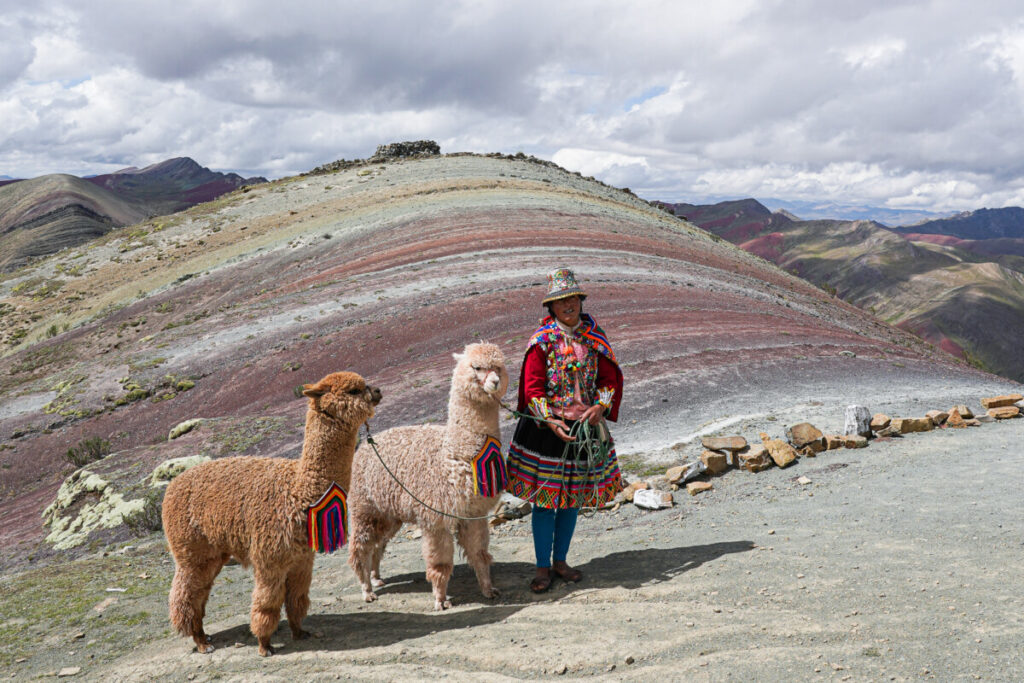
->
[542,267,587,304]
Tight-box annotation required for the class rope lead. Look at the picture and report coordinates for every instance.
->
[362,405,612,523]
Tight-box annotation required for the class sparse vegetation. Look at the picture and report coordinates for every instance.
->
[64,436,111,467]
[123,488,164,536]
[162,309,209,330]
[208,416,287,456]
[128,356,166,372]
[8,342,72,374]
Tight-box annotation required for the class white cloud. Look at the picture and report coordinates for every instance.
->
[840,38,907,69]
[2,0,1024,212]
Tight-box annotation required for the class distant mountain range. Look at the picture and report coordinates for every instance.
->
[0,158,265,272]
[758,198,952,227]
[662,199,1024,382]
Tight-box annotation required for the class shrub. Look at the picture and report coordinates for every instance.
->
[124,489,164,535]
[64,437,111,467]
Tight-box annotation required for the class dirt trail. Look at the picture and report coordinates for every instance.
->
[2,414,1016,681]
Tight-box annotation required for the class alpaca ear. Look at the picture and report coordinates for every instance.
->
[452,352,464,362]
[302,383,325,399]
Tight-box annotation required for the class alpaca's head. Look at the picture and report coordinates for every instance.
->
[452,343,508,403]
[302,371,382,429]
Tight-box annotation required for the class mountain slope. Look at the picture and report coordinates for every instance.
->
[0,159,266,272]
[668,199,1024,379]
[895,206,1024,240]
[85,157,266,213]
[1,152,1016,571]
[0,174,149,271]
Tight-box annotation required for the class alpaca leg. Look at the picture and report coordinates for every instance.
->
[284,554,314,640]
[422,529,454,610]
[249,569,287,657]
[347,510,379,602]
[457,519,498,598]
[168,554,225,653]
[371,519,402,588]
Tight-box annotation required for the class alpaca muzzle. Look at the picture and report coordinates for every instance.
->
[368,386,383,405]
[483,372,501,394]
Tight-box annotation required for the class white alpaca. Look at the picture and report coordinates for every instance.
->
[347,343,509,610]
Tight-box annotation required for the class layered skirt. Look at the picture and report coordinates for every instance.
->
[506,416,623,510]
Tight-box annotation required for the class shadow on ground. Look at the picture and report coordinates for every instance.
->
[211,540,753,653]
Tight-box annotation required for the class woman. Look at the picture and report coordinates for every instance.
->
[506,267,624,593]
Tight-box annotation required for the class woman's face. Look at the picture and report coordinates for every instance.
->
[550,295,581,327]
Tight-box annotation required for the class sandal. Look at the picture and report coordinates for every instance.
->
[552,564,583,583]
[530,570,553,593]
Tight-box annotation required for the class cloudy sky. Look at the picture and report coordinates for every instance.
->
[3,0,1024,213]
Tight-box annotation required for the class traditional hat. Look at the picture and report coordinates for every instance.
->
[542,267,587,304]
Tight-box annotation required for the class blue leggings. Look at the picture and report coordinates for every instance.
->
[531,506,580,568]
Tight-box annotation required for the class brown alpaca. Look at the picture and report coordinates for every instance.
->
[162,372,381,656]
[348,343,508,610]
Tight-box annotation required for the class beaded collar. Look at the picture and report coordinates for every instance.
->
[526,313,617,365]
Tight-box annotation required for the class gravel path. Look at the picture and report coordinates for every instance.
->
[67,408,1023,682]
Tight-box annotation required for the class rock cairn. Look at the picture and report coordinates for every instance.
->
[371,140,441,159]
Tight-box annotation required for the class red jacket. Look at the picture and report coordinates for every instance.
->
[516,333,624,422]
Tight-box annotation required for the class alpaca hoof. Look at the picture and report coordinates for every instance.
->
[434,599,452,611]
[363,590,377,603]
[195,642,215,654]
[371,576,386,588]
[482,586,500,599]
[258,644,275,657]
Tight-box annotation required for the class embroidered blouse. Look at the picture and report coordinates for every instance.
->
[516,313,623,423]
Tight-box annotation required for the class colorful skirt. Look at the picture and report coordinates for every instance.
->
[506,416,623,510]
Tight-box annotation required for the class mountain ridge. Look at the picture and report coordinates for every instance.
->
[663,198,1024,381]
[0,158,266,272]
[4,150,1011,574]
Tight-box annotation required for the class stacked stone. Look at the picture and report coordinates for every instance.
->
[372,140,441,159]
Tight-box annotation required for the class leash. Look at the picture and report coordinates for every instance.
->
[363,423,501,522]
[503,405,613,519]
[361,402,613,523]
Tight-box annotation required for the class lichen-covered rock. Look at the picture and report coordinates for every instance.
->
[150,455,211,487]
[168,418,203,440]
[844,405,872,437]
[42,469,147,550]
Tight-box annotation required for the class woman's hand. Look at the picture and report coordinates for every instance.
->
[548,418,576,442]
[581,404,604,426]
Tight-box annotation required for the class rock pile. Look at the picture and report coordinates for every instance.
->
[600,393,1022,513]
[490,393,1022,523]
[372,140,441,159]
